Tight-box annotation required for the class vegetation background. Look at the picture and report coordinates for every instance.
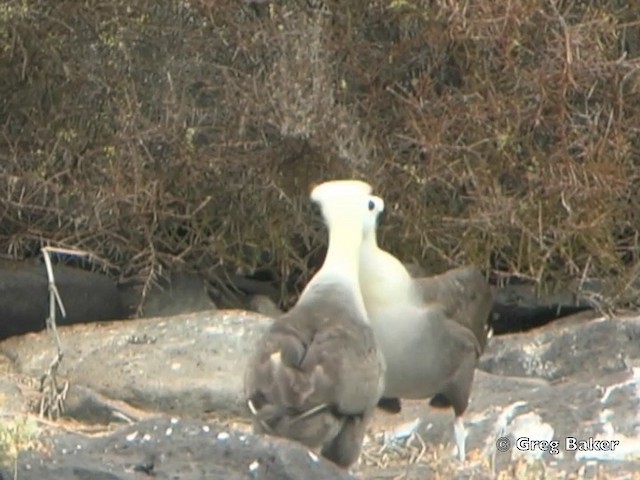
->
[1,0,639,309]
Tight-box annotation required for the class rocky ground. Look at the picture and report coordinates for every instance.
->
[0,260,639,479]
[1,306,639,479]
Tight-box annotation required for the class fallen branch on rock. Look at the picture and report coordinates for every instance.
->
[38,246,97,419]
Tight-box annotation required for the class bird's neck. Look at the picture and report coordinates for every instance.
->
[302,218,368,320]
[363,231,412,280]
[360,232,416,308]
[320,217,363,283]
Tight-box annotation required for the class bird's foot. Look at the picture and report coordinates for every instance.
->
[454,416,467,461]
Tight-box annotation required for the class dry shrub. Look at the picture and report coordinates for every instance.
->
[369,0,640,306]
[0,0,639,308]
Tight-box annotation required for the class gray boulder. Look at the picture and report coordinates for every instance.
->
[7,417,353,480]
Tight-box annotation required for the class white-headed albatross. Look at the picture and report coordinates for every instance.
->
[358,195,493,461]
[244,180,386,468]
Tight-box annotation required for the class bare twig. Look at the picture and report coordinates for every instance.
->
[38,246,95,419]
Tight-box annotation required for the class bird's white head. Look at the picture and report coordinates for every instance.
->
[310,179,372,203]
[310,180,373,226]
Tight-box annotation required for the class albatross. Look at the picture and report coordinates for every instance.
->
[359,194,493,461]
[244,180,386,468]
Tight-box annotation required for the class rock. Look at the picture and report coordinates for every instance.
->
[489,281,597,334]
[0,352,32,416]
[62,384,158,424]
[1,311,639,478]
[490,303,595,334]
[11,417,354,480]
[466,368,640,470]
[118,271,217,318]
[203,267,282,311]
[246,294,282,318]
[479,314,640,381]
[491,277,604,307]
[0,259,127,341]
[0,310,272,421]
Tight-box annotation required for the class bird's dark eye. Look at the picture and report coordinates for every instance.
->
[368,199,375,211]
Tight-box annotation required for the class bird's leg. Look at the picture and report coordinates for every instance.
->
[454,416,467,461]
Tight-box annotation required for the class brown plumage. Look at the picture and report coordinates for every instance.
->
[244,180,386,468]
[416,267,493,353]
[358,195,493,461]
